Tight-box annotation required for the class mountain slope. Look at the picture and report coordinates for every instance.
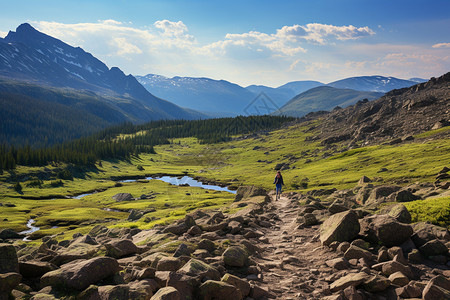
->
[310,72,450,145]
[0,23,202,121]
[136,74,256,115]
[327,75,420,93]
[277,86,383,117]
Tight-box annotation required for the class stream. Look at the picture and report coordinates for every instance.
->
[21,175,236,240]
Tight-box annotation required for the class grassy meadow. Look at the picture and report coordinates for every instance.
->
[1,119,449,240]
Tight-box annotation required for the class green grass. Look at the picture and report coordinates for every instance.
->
[404,196,450,228]
[1,121,449,239]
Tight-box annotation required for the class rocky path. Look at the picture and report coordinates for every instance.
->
[254,193,338,299]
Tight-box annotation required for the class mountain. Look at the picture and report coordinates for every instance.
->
[0,23,203,122]
[306,72,450,145]
[276,80,324,95]
[277,86,383,117]
[245,80,324,108]
[408,77,428,83]
[136,74,258,115]
[327,75,419,93]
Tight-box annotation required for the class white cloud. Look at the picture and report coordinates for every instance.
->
[0,30,7,38]
[432,42,450,48]
[26,20,447,86]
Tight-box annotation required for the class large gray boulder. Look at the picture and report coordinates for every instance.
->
[0,272,22,299]
[105,239,138,258]
[387,204,412,223]
[222,246,249,267]
[112,193,134,202]
[199,280,242,300]
[19,261,58,278]
[234,186,267,202]
[41,257,120,290]
[150,286,180,300]
[365,185,401,206]
[320,210,360,246]
[359,214,413,247]
[177,259,220,281]
[0,243,19,273]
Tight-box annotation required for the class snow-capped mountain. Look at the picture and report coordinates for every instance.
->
[0,23,203,121]
[136,74,256,115]
[327,76,421,93]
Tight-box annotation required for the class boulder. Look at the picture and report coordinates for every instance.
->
[355,185,373,205]
[128,210,144,221]
[301,213,318,226]
[387,204,412,223]
[365,185,401,206]
[19,261,58,278]
[325,258,349,270]
[199,280,242,300]
[330,272,370,292]
[150,286,180,300]
[358,176,372,185]
[198,239,216,253]
[343,245,373,262]
[98,284,130,299]
[359,214,413,247]
[0,229,21,240]
[173,243,191,258]
[128,280,155,300]
[422,277,450,300]
[156,257,182,272]
[395,281,424,298]
[163,223,188,235]
[234,186,267,202]
[0,243,19,273]
[41,257,120,290]
[51,242,99,266]
[381,261,414,279]
[177,259,220,281]
[222,246,248,268]
[221,273,250,297]
[0,273,22,297]
[361,275,390,293]
[319,210,360,246]
[112,193,134,202]
[389,271,409,287]
[105,239,138,258]
[418,239,449,257]
[328,203,348,215]
[166,272,198,300]
[389,189,420,202]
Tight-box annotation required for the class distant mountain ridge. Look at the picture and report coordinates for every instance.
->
[0,23,202,121]
[277,86,384,117]
[137,73,424,116]
[327,75,420,93]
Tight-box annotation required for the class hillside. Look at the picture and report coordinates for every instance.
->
[328,75,420,92]
[277,86,383,117]
[310,72,450,146]
[0,23,203,127]
[136,74,255,115]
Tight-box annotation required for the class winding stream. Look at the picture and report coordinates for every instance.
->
[21,175,236,240]
[19,219,40,241]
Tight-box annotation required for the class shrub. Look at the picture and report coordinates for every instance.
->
[57,169,73,180]
[50,180,64,187]
[404,196,450,227]
[26,179,43,188]
[14,182,22,193]
[137,165,144,171]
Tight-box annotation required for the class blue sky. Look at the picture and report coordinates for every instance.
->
[0,0,449,86]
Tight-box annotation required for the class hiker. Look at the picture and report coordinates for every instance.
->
[273,170,284,200]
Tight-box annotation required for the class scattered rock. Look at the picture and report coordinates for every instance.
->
[387,204,412,223]
[112,193,134,202]
[106,239,138,258]
[359,214,413,247]
[222,246,248,268]
[41,257,120,290]
[320,210,360,246]
[199,280,242,300]
[221,273,251,297]
[330,272,370,292]
[0,243,19,273]
[150,286,180,300]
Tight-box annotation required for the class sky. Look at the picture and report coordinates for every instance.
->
[0,0,449,87]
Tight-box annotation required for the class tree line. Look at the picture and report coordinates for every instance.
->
[0,115,294,171]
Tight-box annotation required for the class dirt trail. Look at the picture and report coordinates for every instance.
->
[253,194,338,299]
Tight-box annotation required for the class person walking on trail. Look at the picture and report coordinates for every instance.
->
[274,171,284,200]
